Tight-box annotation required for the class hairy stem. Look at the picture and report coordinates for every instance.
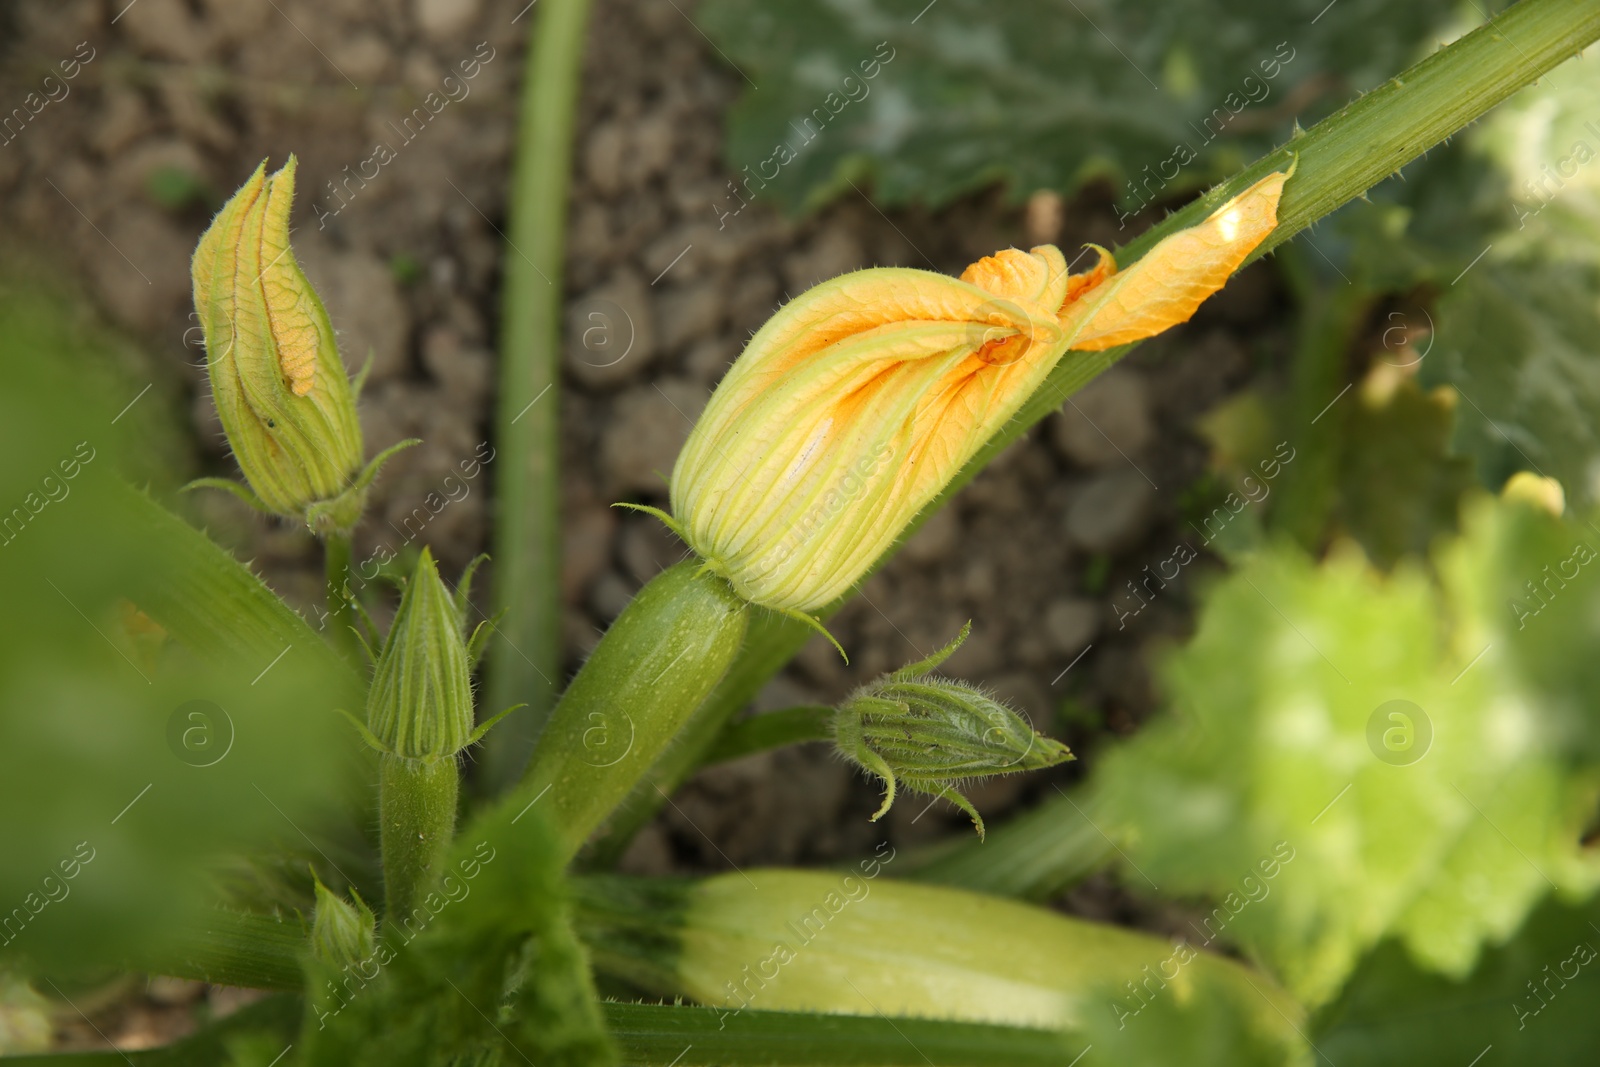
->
[322,530,363,666]
[379,755,459,923]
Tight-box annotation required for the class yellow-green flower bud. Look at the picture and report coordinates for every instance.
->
[191,157,379,536]
[310,875,376,971]
[834,624,1073,838]
[365,548,476,760]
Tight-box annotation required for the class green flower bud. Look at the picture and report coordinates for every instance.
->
[310,875,376,971]
[834,623,1073,838]
[191,156,407,535]
[365,548,476,759]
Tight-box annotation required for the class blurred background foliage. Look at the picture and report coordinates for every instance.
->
[0,274,369,976]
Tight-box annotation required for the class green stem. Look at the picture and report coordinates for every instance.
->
[481,0,595,792]
[903,787,1114,900]
[380,754,459,922]
[585,0,1600,865]
[322,530,363,665]
[703,705,836,765]
[518,563,749,862]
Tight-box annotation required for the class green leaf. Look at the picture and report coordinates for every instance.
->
[1328,47,1600,507]
[0,285,368,973]
[1091,494,1600,1006]
[696,0,1470,214]
[602,1002,1077,1067]
[1313,893,1600,1065]
[1429,256,1600,507]
[1330,378,1476,567]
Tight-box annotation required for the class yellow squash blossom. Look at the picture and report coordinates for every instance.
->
[663,170,1289,618]
[191,157,411,535]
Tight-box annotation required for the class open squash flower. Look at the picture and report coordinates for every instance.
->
[190,157,412,536]
[657,169,1289,623]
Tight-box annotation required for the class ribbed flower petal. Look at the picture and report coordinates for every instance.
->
[191,156,366,530]
[669,170,1289,615]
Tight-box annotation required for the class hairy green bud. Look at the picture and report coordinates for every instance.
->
[834,623,1073,838]
[310,875,376,971]
[364,548,478,759]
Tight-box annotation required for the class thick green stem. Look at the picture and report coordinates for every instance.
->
[380,754,459,922]
[322,530,363,665]
[586,0,1600,866]
[517,563,749,862]
[482,0,595,792]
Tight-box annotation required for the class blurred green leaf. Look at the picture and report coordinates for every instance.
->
[1331,377,1475,567]
[1428,256,1600,507]
[1327,47,1600,507]
[1314,893,1600,1065]
[0,282,365,974]
[696,0,1471,214]
[1091,494,1600,1006]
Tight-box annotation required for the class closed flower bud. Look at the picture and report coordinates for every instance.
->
[310,875,376,970]
[191,157,405,535]
[364,548,477,760]
[833,623,1073,838]
[664,170,1288,619]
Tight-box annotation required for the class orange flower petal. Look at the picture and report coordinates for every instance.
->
[1060,169,1288,351]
